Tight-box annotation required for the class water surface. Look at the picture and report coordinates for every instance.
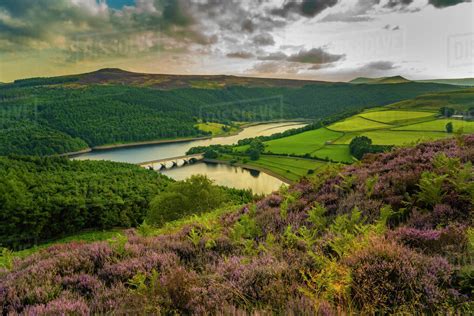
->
[75,122,305,193]
[161,162,285,195]
[75,122,306,164]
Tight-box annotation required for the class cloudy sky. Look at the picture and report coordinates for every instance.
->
[0,0,472,82]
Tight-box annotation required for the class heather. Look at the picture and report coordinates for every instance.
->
[1,136,473,314]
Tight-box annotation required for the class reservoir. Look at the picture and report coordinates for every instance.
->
[75,122,306,193]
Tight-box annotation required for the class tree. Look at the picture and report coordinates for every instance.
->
[349,136,373,160]
[247,139,265,161]
[440,107,455,118]
[445,122,453,133]
[146,175,229,226]
[203,149,219,159]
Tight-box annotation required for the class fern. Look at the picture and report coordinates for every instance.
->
[307,203,327,232]
[417,171,447,206]
[365,175,379,198]
[187,228,201,247]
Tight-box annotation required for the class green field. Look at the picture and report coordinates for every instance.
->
[359,110,435,124]
[312,144,353,163]
[336,130,450,146]
[195,122,239,136]
[264,128,343,155]
[328,116,390,131]
[247,155,329,182]
[225,89,473,181]
[393,118,474,133]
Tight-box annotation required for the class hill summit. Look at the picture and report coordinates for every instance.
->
[350,75,410,84]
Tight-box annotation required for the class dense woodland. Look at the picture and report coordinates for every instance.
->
[0,156,254,249]
[0,80,459,155]
[0,156,172,248]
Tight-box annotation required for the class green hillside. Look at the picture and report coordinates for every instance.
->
[417,78,474,86]
[2,136,472,314]
[0,69,463,156]
[200,88,474,182]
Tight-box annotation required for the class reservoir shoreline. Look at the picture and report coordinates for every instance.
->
[62,120,309,157]
[202,158,293,185]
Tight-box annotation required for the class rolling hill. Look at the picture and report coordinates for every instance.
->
[417,78,474,86]
[13,68,330,90]
[350,76,411,84]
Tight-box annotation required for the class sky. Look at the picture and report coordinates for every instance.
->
[0,0,473,82]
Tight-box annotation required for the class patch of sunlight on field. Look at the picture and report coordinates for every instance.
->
[195,122,237,136]
[312,145,354,163]
[264,128,343,155]
[249,155,328,182]
[328,116,390,132]
[393,119,474,133]
[359,110,435,124]
[337,130,451,146]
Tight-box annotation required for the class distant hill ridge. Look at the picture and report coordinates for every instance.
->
[350,76,411,84]
[12,68,332,90]
[8,69,474,89]
[351,75,474,87]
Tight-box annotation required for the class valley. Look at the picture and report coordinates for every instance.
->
[1,70,473,315]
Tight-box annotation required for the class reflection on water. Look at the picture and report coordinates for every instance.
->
[161,162,286,195]
[75,122,306,164]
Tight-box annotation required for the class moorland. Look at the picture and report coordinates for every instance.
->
[0,69,473,314]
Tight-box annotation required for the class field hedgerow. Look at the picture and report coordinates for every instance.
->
[0,135,473,314]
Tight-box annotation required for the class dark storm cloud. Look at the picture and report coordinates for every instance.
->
[287,48,345,64]
[384,0,414,8]
[257,47,344,65]
[362,61,398,70]
[383,0,470,8]
[271,0,339,18]
[428,0,471,8]
[226,51,254,59]
[252,33,275,46]
[258,52,288,61]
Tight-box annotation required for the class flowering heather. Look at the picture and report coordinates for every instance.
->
[1,136,473,314]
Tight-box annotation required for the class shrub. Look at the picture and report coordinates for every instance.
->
[22,296,90,316]
[389,225,468,259]
[346,238,456,313]
[146,175,230,226]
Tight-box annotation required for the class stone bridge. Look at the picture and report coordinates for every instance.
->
[138,153,204,170]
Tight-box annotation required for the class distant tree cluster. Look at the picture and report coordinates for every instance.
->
[146,175,253,226]
[440,107,455,118]
[349,136,392,160]
[247,139,265,160]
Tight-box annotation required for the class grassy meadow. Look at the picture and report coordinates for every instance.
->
[246,155,329,182]
[224,90,474,183]
[195,122,239,136]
